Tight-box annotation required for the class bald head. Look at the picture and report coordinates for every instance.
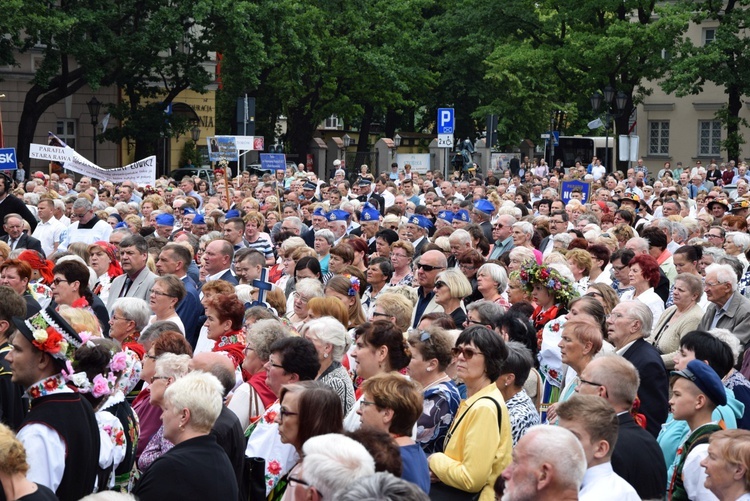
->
[189,352,236,397]
[420,249,448,268]
[578,355,640,412]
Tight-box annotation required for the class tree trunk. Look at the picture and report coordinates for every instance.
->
[286,107,315,171]
[726,85,743,163]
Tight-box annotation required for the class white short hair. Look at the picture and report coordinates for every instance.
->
[303,317,350,361]
[155,353,191,380]
[512,221,534,238]
[449,229,472,245]
[163,371,223,433]
[620,300,653,338]
[727,232,750,252]
[302,434,375,498]
[521,425,587,491]
[710,328,742,364]
[705,263,739,292]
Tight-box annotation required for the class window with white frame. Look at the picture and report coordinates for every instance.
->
[648,121,669,155]
[56,120,76,149]
[703,28,716,46]
[698,120,721,156]
[324,115,341,129]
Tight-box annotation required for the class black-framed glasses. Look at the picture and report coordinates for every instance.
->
[268,361,285,370]
[464,319,484,327]
[52,278,69,286]
[371,312,391,318]
[151,376,170,384]
[360,400,378,408]
[434,280,447,289]
[417,263,444,272]
[288,476,309,487]
[150,290,174,298]
[579,378,605,388]
[451,346,484,360]
[144,354,157,361]
[244,344,255,353]
[279,408,299,419]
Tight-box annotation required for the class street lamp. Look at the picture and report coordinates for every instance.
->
[190,125,201,143]
[86,97,101,165]
[394,134,402,148]
[342,134,354,148]
[590,85,628,173]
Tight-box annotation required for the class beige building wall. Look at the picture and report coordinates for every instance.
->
[636,19,750,169]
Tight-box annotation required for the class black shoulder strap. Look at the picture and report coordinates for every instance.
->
[445,396,502,449]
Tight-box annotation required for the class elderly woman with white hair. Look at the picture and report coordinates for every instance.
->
[511,221,542,264]
[133,372,238,501]
[508,247,536,273]
[314,229,335,275]
[284,278,324,330]
[476,263,510,309]
[724,231,750,271]
[300,316,355,415]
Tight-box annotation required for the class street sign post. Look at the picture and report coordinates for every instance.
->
[437,108,455,178]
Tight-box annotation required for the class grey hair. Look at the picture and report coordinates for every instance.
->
[552,233,573,247]
[302,434,376,499]
[702,247,726,263]
[709,328,742,364]
[520,425,587,491]
[727,231,750,252]
[335,472,429,501]
[72,198,93,211]
[512,221,534,238]
[497,214,517,227]
[671,222,689,243]
[503,341,534,387]
[449,229,472,245]
[626,237,650,253]
[653,219,673,233]
[706,263,739,292]
[283,216,303,231]
[621,300,653,338]
[717,255,744,283]
[139,320,182,347]
[23,193,39,205]
[154,353,191,379]
[246,319,289,362]
[466,300,505,329]
[295,277,325,300]
[302,317,350,361]
[111,297,151,332]
[79,492,137,501]
[315,229,335,246]
[53,198,65,211]
[163,371,223,433]
[477,263,508,293]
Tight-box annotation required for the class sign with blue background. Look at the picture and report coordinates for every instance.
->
[0,148,17,170]
[560,180,590,204]
[437,108,454,135]
[260,153,287,171]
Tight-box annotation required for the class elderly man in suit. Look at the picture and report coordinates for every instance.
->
[576,354,667,500]
[1,213,44,256]
[201,239,238,286]
[411,250,446,328]
[605,300,669,438]
[106,234,157,311]
[699,263,750,346]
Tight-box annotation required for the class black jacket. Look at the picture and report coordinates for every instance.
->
[611,412,667,499]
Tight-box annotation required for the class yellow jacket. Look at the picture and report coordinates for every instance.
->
[428,383,512,501]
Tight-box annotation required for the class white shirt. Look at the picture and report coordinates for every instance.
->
[592,164,606,181]
[59,219,112,251]
[594,264,613,286]
[32,217,66,256]
[149,314,185,335]
[579,463,640,501]
[621,288,664,327]
[682,443,719,501]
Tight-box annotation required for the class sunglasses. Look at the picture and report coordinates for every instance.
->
[434,280,447,289]
[417,263,444,272]
[451,346,484,360]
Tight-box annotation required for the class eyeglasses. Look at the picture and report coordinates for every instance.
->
[268,361,285,370]
[451,346,484,360]
[458,264,475,270]
[278,408,299,419]
[360,400,378,408]
[111,315,130,322]
[417,263,444,272]
[144,354,157,361]
[52,278,69,286]
[706,234,724,240]
[434,280,447,289]
[371,311,391,318]
[464,319,484,327]
[150,290,173,298]
[288,476,309,487]
[244,344,255,353]
[390,253,408,259]
[705,281,726,288]
[151,376,170,384]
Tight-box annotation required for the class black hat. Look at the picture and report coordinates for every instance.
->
[13,306,82,362]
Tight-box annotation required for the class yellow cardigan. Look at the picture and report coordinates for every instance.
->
[428,383,512,501]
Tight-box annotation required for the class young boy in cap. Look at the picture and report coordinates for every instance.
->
[667,359,728,501]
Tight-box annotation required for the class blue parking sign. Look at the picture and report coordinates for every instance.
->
[437,108,454,135]
[0,148,17,170]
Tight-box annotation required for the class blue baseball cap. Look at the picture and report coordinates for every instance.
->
[192,214,206,225]
[474,199,495,214]
[225,209,241,219]
[114,221,128,230]
[360,203,380,222]
[155,213,175,227]
[182,207,197,215]
[671,360,727,407]
[326,210,350,222]
[303,182,317,191]
[454,209,470,223]
[437,211,454,223]
[407,214,433,229]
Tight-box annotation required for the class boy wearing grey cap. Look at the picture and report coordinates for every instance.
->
[667,359,728,501]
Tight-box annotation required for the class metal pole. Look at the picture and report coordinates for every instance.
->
[604,114,610,174]
[92,124,97,165]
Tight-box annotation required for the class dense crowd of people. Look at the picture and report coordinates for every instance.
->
[2,156,750,500]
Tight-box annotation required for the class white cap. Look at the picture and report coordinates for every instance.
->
[333,159,342,167]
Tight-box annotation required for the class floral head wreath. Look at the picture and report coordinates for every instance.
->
[13,307,82,361]
[518,264,579,306]
[343,274,360,296]
[63,335,130,399]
